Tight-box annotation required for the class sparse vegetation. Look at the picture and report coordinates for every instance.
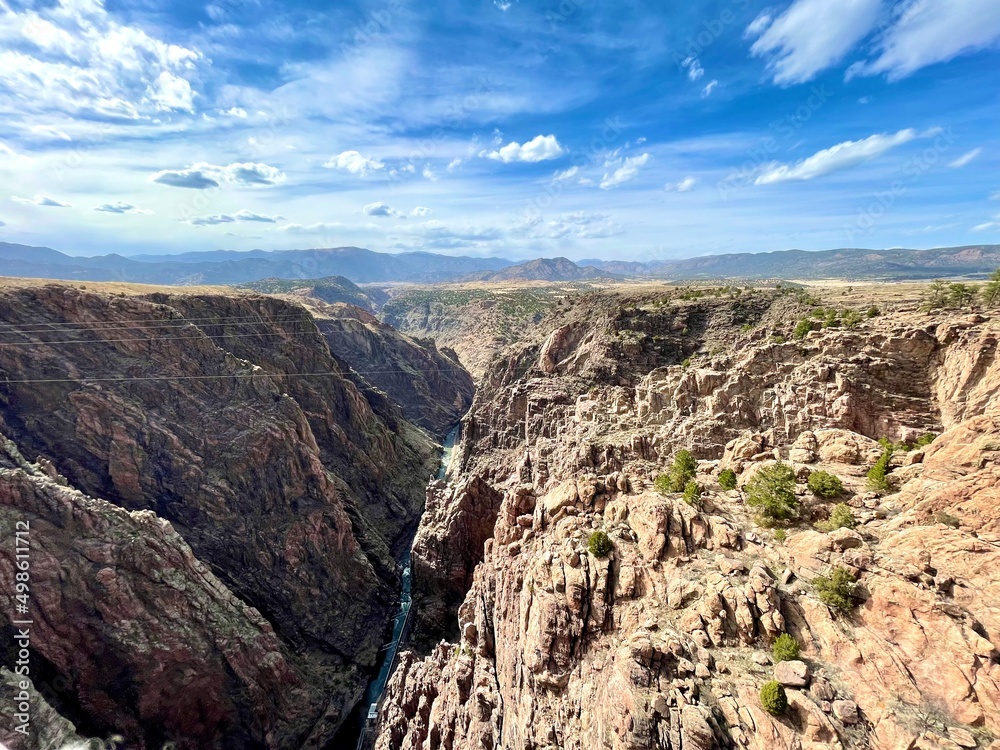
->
[774,528,787,543]
[718,468,738,491]
[760,680,788,715]
[922,279,981,311]
[793,318,814,340]
[807,470,844,498]
[933,511,961,528]
[683,480,702,507]
[814,566,860,613]
[984,268,1000,308]
[745,462,800,527]
[588,530,613,558]
[772,633,801,662]
[657,449,698,493]
[866,441,896,492]
[815,503,857,532]
[913,432,937,448]
[867,305,881,318]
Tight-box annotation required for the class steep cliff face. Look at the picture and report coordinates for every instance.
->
[379,290,1000,750]
[0,284,448,748]
[307,301,475,438]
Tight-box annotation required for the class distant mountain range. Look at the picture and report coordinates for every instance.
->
[1,242,998,286]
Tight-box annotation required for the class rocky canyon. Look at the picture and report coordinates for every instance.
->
[1,279,998,750]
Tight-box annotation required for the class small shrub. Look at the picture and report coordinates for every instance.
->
[793,318,814,340]
[771,334,786,344]
[683,480,702,507]
[807,470,844,498]
[760,680,788,715]
[718,468,738,491]
[814,566,860,613]
[866,305,881,318]
[774,528,787,543]
[745,462,800,527]
[654,473,672,495]
[815,503,856,532]
[933,511,960,528]
[866,445,894,492]
[842,309,863,330]
[913,432,937,448]
[588,530,613,558]
[772,633,800,662]
[660,449,697,493]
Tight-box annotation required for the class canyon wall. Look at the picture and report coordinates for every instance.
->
[0,284,454,748]
[380,290,1000,750]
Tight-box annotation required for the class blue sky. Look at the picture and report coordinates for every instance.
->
[0,0,998,261]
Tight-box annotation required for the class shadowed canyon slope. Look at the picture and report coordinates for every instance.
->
[378,287,1000,750]
[0,284,467,748]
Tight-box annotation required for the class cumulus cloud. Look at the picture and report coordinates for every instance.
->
[600,153,652,190]
[0,0,205,121]
[324,150,385,176]
[948,147,983,169]
[681,56,705,81]
[363,201,402,218]
[747,0,881,84]
[665,176,697,192]
[94,202,152,215]
[857,0,1000,80]
[753,129,922,184]
[12,195,70,207]
[189,209,283,226]
[150,162,286,189]
[410,206,433,217]
[483,134,565,163]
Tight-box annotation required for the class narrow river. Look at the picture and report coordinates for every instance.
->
[340,424,462,749]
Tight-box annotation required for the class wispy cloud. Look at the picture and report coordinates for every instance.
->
[754,129,923,184]
[665,176,697,192]
[600,153,651,190]
[948,147,983,169]
[747,0,880,84]
[12,195,71,207]
[94,202,152,215]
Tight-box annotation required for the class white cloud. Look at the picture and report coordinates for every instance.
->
[94,202,152,215]
[0,141,32,163]
[600,153,652,190]
[219,107,248,118]
[701,80,719,97]
[150,162,286,189]
[189,209,283,226]
[148,71,196,113]
[279,222,344,234]
[948,147,983,169]
[681,56,705,81]
[552,166,580,182]
[28,125,71,141]
[744,12,773,38]
[747,0,881,84]
[422,165,438,181]
[754,128,921,184]
[324,150,385,176]
[410,206,432,217]
[860,0,1000,80]
[972,222,999,231]
[12,195,71,207]
[447,158,463,172]
[484,134,565,163]
[857,96,872,104]
[363,201,402,218]
[665,176,697,192]
[0,0,205,121]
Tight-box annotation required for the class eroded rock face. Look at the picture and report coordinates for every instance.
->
[0,285,450,747]
[379,292,1000,750]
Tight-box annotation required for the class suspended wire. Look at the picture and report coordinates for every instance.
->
[0,325,370,348]
[0,312,319,335]
[0,369,436,385]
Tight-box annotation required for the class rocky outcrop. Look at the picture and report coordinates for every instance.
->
[378,290,1000,750]
[308,301,475,437]
[0,285,444,747]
